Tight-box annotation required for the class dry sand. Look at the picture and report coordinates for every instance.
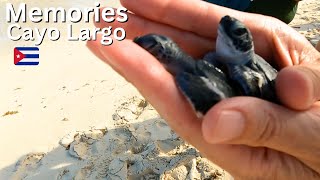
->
[290,0,320,47]
[0,0,319,179]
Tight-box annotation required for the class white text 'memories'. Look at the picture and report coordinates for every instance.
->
[6,3,128,23]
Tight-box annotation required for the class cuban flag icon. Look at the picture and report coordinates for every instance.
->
[14,47,39,66]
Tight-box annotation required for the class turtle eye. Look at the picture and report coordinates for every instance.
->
[233,28,247,36]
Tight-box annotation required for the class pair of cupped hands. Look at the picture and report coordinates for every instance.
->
[87,0,320,179]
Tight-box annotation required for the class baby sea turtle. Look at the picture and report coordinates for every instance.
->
[134,15,278,116]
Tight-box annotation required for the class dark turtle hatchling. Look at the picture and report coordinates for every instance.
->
[134,15,278,116]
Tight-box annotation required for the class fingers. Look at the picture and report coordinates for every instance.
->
[202,97,320,165]
[276,63,320,110]
[120,0,244,38]
[119,0,275,58]
[94,10,214,57]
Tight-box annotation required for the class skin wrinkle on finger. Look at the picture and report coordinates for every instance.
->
[271,26,299,67]
[245,148,308,180]
[304,111,320,173]
[294,36,320,65]
[302,109,320,160]
[271,23,319,66]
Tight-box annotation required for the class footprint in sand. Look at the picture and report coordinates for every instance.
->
[12,153,45,179]
[60,129,106,159]
[112,96,150,123]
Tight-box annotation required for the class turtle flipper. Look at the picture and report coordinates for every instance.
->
[176,71,233,116]
[251,55,278,101]
[196,61,228,85]
[251,55,277,83]
[203,52,224,68]
[227,65,265,97]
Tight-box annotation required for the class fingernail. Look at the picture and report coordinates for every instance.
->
[209,110,245,143]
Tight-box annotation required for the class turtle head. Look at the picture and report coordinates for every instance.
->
[134,34,195,75]
[134,34,180,65]
[216,15,254,65]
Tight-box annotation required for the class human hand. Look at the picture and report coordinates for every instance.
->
[87,0,320,179]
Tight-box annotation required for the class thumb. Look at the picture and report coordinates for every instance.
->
[276,64,320,110]
[202,97,320,162]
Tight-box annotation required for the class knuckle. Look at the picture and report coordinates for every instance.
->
[254,107,283,145]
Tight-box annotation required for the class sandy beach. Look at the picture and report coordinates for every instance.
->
[0,0,319,179]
